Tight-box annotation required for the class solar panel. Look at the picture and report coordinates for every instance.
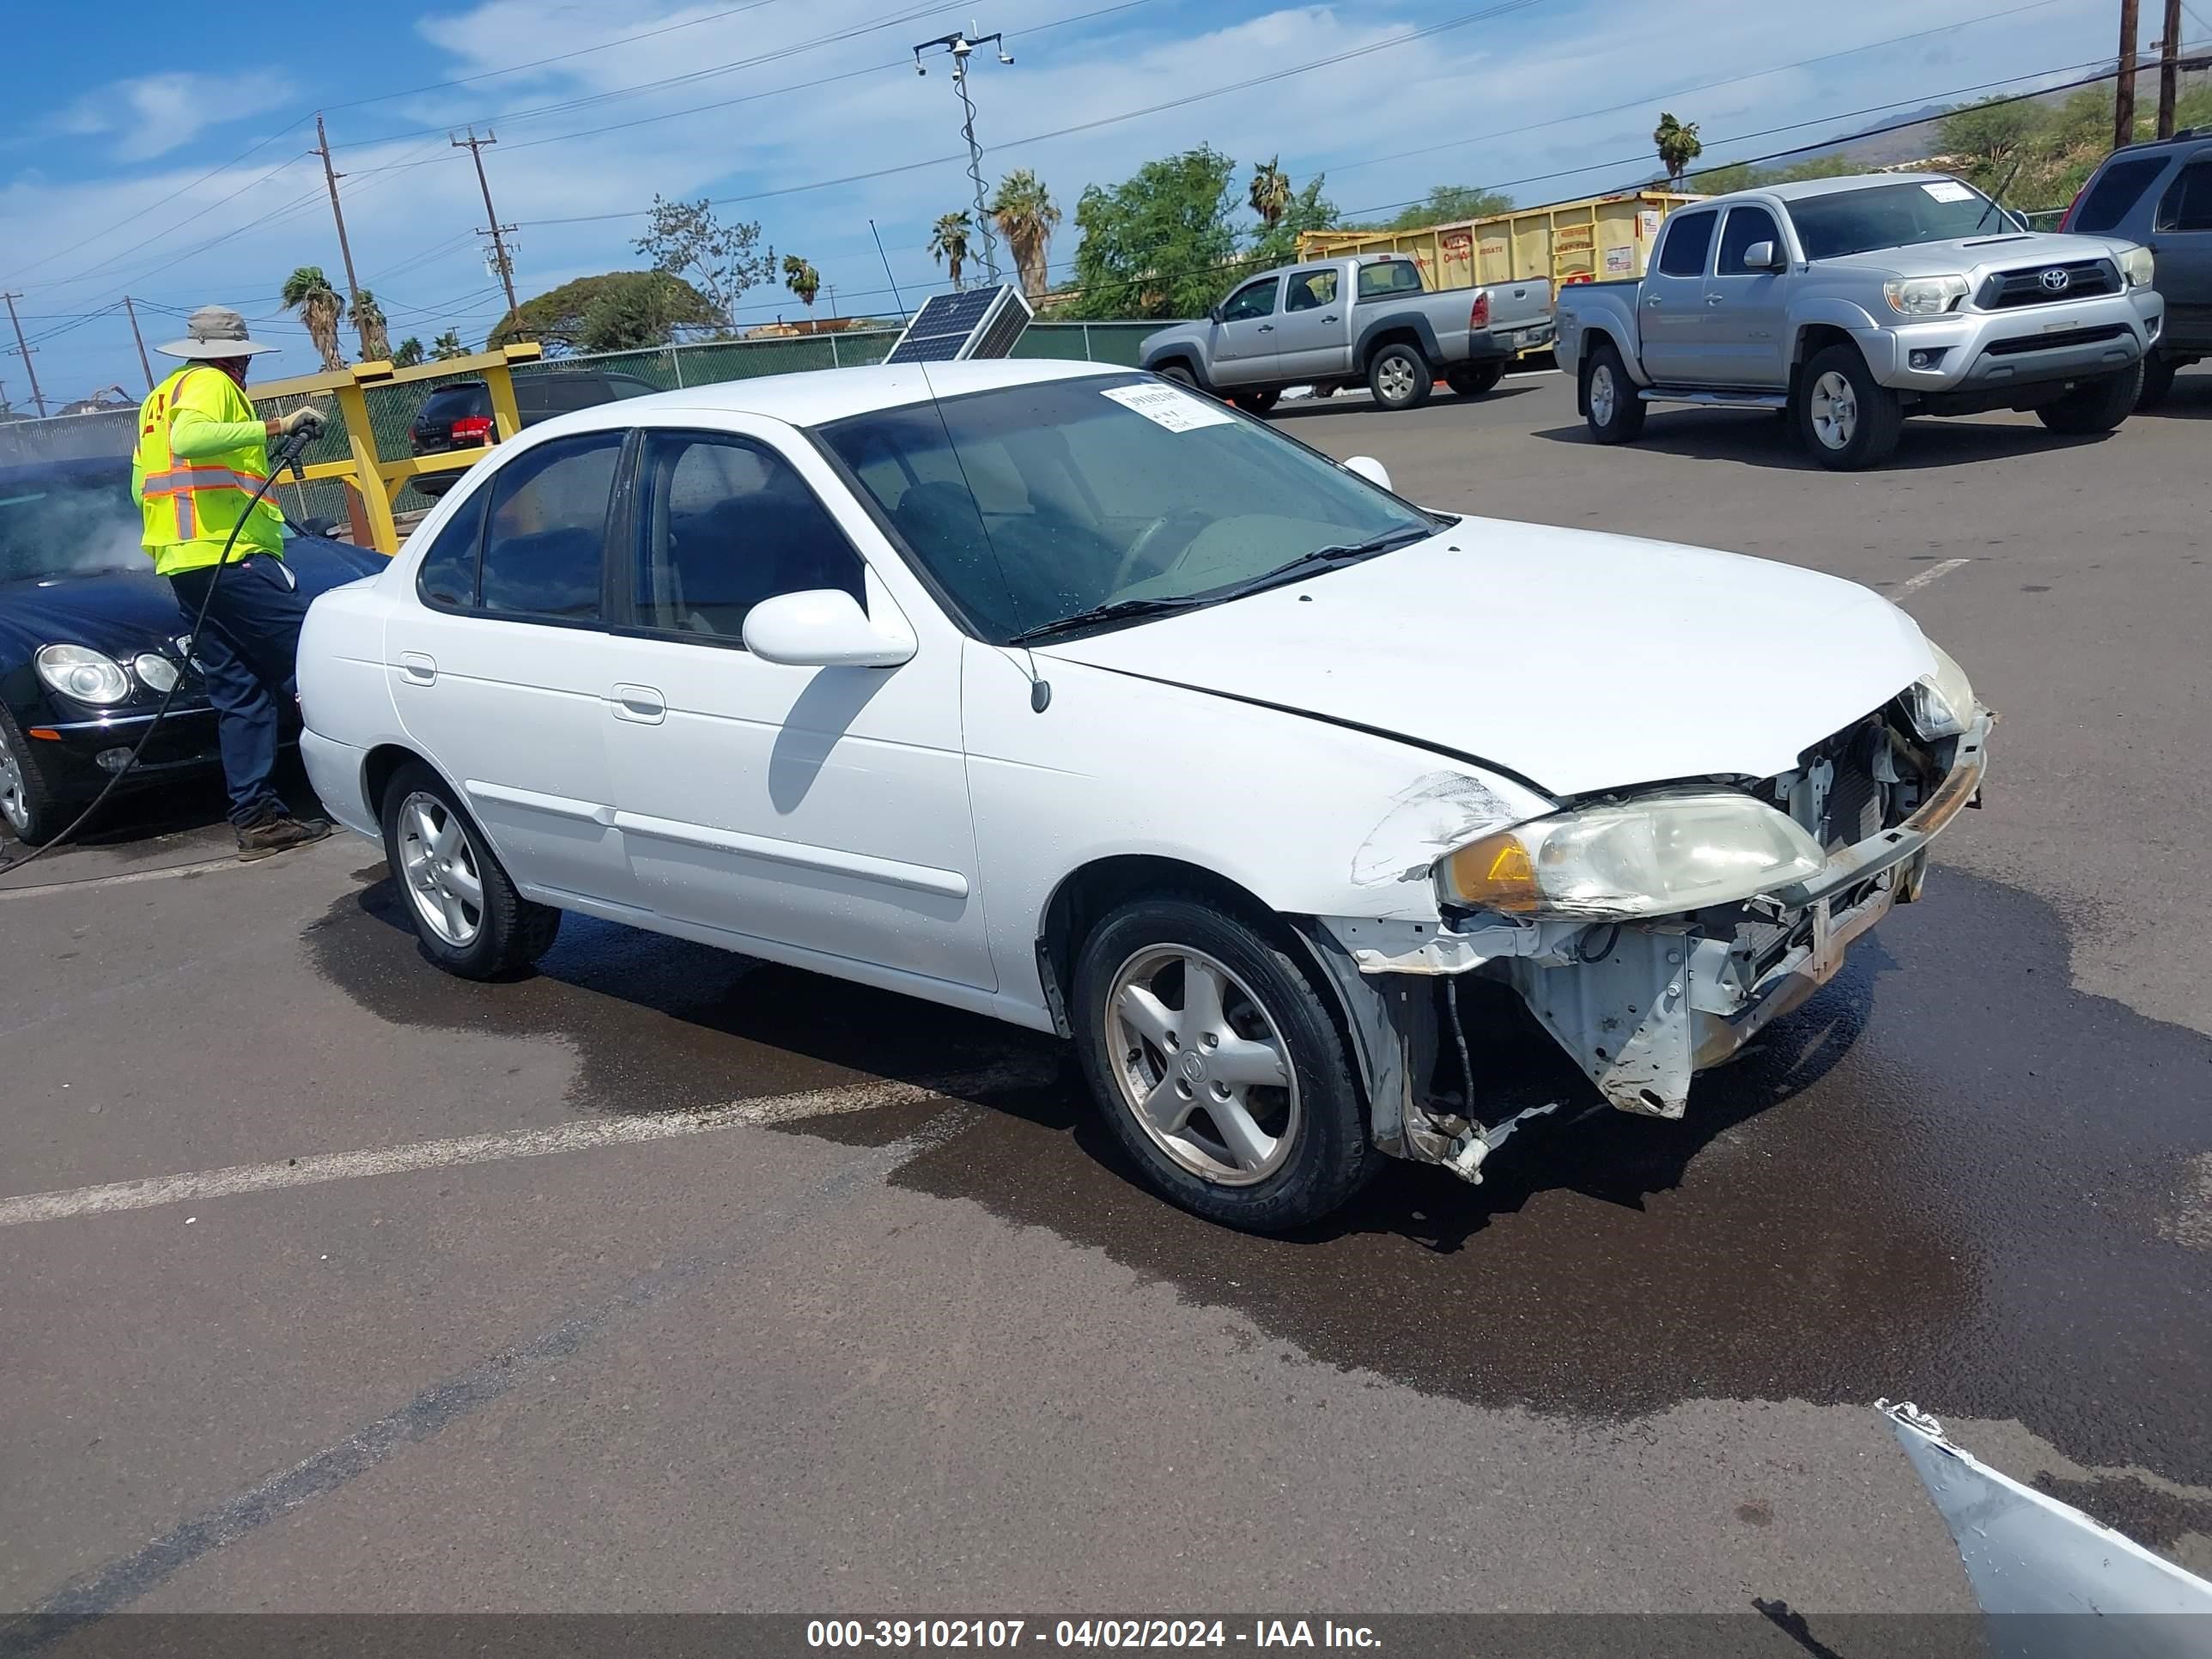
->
[883,283,1033,365]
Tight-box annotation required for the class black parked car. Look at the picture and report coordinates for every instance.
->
[408,369,661,497]
[2064,126,2212,406]
[0,457,385,845]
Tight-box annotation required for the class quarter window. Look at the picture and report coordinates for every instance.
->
[1716,205,1782,274]
[415,481,489,611]
[2076,155,2172,233]
[1219,280,1278,322]
[1657,210,1717,276]
[2157,157,2212,233]
[635,433,866,642]
[477,432,622,622]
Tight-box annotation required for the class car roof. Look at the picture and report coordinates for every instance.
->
[1693,172,1972,207]
[518,356,1132,433]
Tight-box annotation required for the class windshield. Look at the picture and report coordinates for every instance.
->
[1785,179,2010,260]
[0,473,146,583]
[817,374,1437,641]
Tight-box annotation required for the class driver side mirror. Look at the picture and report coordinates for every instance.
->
[1343,455,1393,492]
[742,588,916,669]
[295,515,341,538]
[1208,304,1224,324]
[1742,240,1786,272]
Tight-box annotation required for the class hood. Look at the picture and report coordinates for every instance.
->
[1139,319,1211,362]
[1821,230,2136,281]
[0,566,189,659]
[1039,520,1938,799]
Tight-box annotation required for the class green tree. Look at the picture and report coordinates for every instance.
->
[990,168,1062,303]
[489,272,718,354]
[1397,185,1512,228]
[1653,112,1703,191]
[928,212,973,291]
[1248,156,1291,229]
[351,288,391,362]
[1685,155,1856,196]
[782,253,821,319]
[1068,145,1240,320]
[279,266,347,372]
[391,336,425,368]
[429,330,468,361]
[634,196,774,332]
[1249,174,1339,269]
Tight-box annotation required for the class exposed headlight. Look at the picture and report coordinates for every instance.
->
[34,643,131,707]
[1884,275,1970,316]
[2119,245,2155,288]
[1437,792,1827,921]
[132,652,179,694]
[1904,642,1977,741]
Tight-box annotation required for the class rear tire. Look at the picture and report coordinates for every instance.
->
[1796,343,1903,470]
[1582,339,1646,444]
[1231,389,1280,415]
[1072,895,1376,1232]
[1367,343,1433,411]
[2136,352,2178,410]
[0,704,66,848]
[1447,361,1505,398]
[379,760,560,980]
[2039,361,2142,434]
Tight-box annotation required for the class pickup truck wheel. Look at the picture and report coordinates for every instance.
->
[1447,362,1504,398]
[1231,390,1280,415]
[1582,341,1645,443]
[1368,343,1433,411]
[1157,364,1199,390]
[1797,344,1902,470]
[2039,361,2142,434]
[1073,896,1376,1232]
[2135,353,2178,410]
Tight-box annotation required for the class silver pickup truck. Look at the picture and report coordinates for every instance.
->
[1556,173,2164,469]
[1139,253,1554,413]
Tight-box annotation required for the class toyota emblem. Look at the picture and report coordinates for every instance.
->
[2039,267,2070,293]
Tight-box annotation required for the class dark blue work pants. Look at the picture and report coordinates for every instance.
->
[167,555,310,829]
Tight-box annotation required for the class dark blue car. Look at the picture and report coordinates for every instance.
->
[0,456,385,845]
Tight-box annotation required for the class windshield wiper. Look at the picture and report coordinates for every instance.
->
[1208,525,1435,600]
[1005,595,1208,645]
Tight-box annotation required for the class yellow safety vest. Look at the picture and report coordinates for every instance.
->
[132,365,285,576]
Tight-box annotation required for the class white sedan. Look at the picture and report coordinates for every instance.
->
[299,359,1990,1231]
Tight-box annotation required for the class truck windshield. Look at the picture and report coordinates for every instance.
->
[1785,180,2010,260]
[818,374,1437,642]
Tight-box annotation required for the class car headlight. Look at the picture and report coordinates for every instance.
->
[1883,275,1970,317]
[1904,641,1977,741]
[1437,791,1827,920]
[2118,245,2155,288]
[132,652,179,694]
[34,644,131,707]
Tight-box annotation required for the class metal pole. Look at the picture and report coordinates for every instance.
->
[914,30,1012,285]
[123,295,154,391]
[830,332,842,368]
[2157,0,2184,137]
[453,128,521,332]
[1,292,47,418]
[672,343,686,388]
[313,113,367,350]
[2116,0,2142,150]
[1082,322,1093,361]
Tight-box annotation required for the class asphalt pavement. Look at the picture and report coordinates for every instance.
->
[5,368,2209,1636]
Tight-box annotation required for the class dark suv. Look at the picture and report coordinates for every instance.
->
[409,369,661,497]
[2065,128,2212,406]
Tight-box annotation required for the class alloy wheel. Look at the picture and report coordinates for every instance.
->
[1376,356,1418,404]
[1104,944,1300,1187]
[1590,363,1617,426]
[0,728,29,836]
[1809,370,1858,450]
[397,791,484,947]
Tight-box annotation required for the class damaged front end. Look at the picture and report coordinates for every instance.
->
[1298,691,1990,1184]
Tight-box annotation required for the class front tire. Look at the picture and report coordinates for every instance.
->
[1072,895,1376,1231]
[1231,389,1280,415]
[379,761,560,980]
[1367,343,1433,411]
[1157,363,1199,390]
[2136,352,2178,410]
[1447,361,1505,398]
[1582,339,1646,444]
[2039,361,2142,434]
[1796,343,1903,470]
[0,704,66,848]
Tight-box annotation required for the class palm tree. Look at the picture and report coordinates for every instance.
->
[280,266,347,372]
[990,169,1060,303]
[1249,156,1291,229]
[429,330,467,361]
[391,337,425,368]
[352,288,391,362]
[1652,112,1703,191]
[782,254,821,325]
[928,211,973,291]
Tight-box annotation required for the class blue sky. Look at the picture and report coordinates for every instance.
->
[0,0,2135,404]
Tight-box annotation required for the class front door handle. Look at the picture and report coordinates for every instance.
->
[397,652,436,685]
[612,684,666,725]
[1644,295,1663,307]
[1257,323,1274,331]
[1322,313,1339,322]
[1706,294,1726,305]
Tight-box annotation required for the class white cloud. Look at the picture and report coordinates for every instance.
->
[57,71,295,163]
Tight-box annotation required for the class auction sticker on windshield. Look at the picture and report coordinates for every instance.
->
[1102,383,1237,433]
[1923,181,1974,203]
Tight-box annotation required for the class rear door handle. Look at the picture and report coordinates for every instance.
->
[1706,294,1726,306]
[397,652,436,685]
[1644,295,1663,307]
[1322,313,1339,322]
[612,684,666,725]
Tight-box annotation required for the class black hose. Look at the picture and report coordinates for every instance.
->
[0,427,321,878]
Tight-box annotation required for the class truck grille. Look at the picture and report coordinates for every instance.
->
[1978,259,2119,309]
[1984,324,2130,356]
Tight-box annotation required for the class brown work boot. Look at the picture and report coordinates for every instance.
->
[236,813,331,861]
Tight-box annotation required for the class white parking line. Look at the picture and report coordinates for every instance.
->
[0,854,248,901]
[0,1063,1053,1229]
[1897,557,1973,597]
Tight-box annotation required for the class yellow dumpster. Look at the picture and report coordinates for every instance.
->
[1298,190,1702,295]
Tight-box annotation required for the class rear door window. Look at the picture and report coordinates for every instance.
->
[477,432,623,622]
[1656,210,1717,276]
[1285,269,1340,312]
[2075,155,2172,233]
[2157,156,2212,232]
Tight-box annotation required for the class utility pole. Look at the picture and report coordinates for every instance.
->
[312,112,367,353]
[1,292,47,418]
[2156,0,2185,137]
[913,27,1015,284]
[2116,0,2142,150]
[453,128,520,333]
[123,295,154,392]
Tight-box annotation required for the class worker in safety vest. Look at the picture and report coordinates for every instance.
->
[134,306,331,859]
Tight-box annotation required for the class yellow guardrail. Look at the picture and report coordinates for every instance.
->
[249,342,543,556]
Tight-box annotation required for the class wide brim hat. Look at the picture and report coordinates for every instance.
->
[155,305,282,360]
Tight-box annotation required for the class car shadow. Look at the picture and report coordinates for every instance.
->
[2136,369,2212,419]
[1530,410,2117,471]
[1266,383,1541,422]
[8,753,325,866]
